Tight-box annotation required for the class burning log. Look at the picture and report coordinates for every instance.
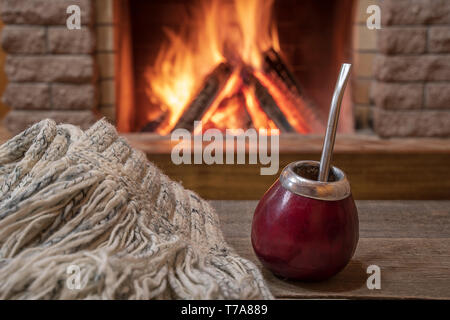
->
[141,110,170,132]
[252,79,295,133]
[263,48,302,97]
[173,63,232,131]
[266,71,324,133]
[241,67,294,133]
[262,48,325,133]
[149,48,322,134]
[202,92,253,131]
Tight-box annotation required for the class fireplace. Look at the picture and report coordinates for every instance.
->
[0,0,449,201]
[115,0,354,134]
[0,0,449,137]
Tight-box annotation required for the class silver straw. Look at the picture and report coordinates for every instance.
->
[318,63,352,182]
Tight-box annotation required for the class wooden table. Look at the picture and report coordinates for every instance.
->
[211,200,450,299]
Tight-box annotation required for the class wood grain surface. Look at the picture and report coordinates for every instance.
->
[211,200,450,299]
[124,132,450,154]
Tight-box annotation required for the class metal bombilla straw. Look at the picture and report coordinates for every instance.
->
[318,63,352,182]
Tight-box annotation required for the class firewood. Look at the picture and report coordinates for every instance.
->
[263,48,302,97]
[202,92,252,131]
[141,110,170,132]
[262,48,324,133]
[173,63,232,131]
[267,71,324,133]
[241,67,294,133]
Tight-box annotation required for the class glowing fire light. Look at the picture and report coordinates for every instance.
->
[145,0,306,134]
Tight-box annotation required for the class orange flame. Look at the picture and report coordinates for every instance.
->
[145,0,302,134]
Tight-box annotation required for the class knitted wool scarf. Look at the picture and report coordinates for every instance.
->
[0,119,272,299]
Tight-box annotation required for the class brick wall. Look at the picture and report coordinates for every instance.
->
[373,0,450,137]
[353,0,380,131]
[1,0,449,137]
[95,0,115,124]
[0,0,97,133]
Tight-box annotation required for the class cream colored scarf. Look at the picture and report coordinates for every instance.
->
[0,119,272,299]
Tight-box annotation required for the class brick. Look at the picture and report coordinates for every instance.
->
[374,108,450,137]
[97,53,115,78]
[5,55,94,83]
[354,104,373,130]
[48,27,95,54]
[1,26,45,54]
[354,52,376,78]
[2,83,50,109]
[51,84,96,109]
[382,0,450,25]
[377,28,427,54]
[96,25,114,51]
[375,55,450,81]
[100,80,115,105]
[352,79,372,105]
[99,105,116,123]
[356,0,382,24]
[353,25,377,51]
[425,83,450,109]
[429,27,450,53]
[373,82,423,109]
[96,0,114,24]
[0,0,93,25]
[3,110,97,134]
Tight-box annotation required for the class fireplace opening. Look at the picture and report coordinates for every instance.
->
[115,0,355,134]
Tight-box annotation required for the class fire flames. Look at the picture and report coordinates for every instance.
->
[144,0,308,134]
